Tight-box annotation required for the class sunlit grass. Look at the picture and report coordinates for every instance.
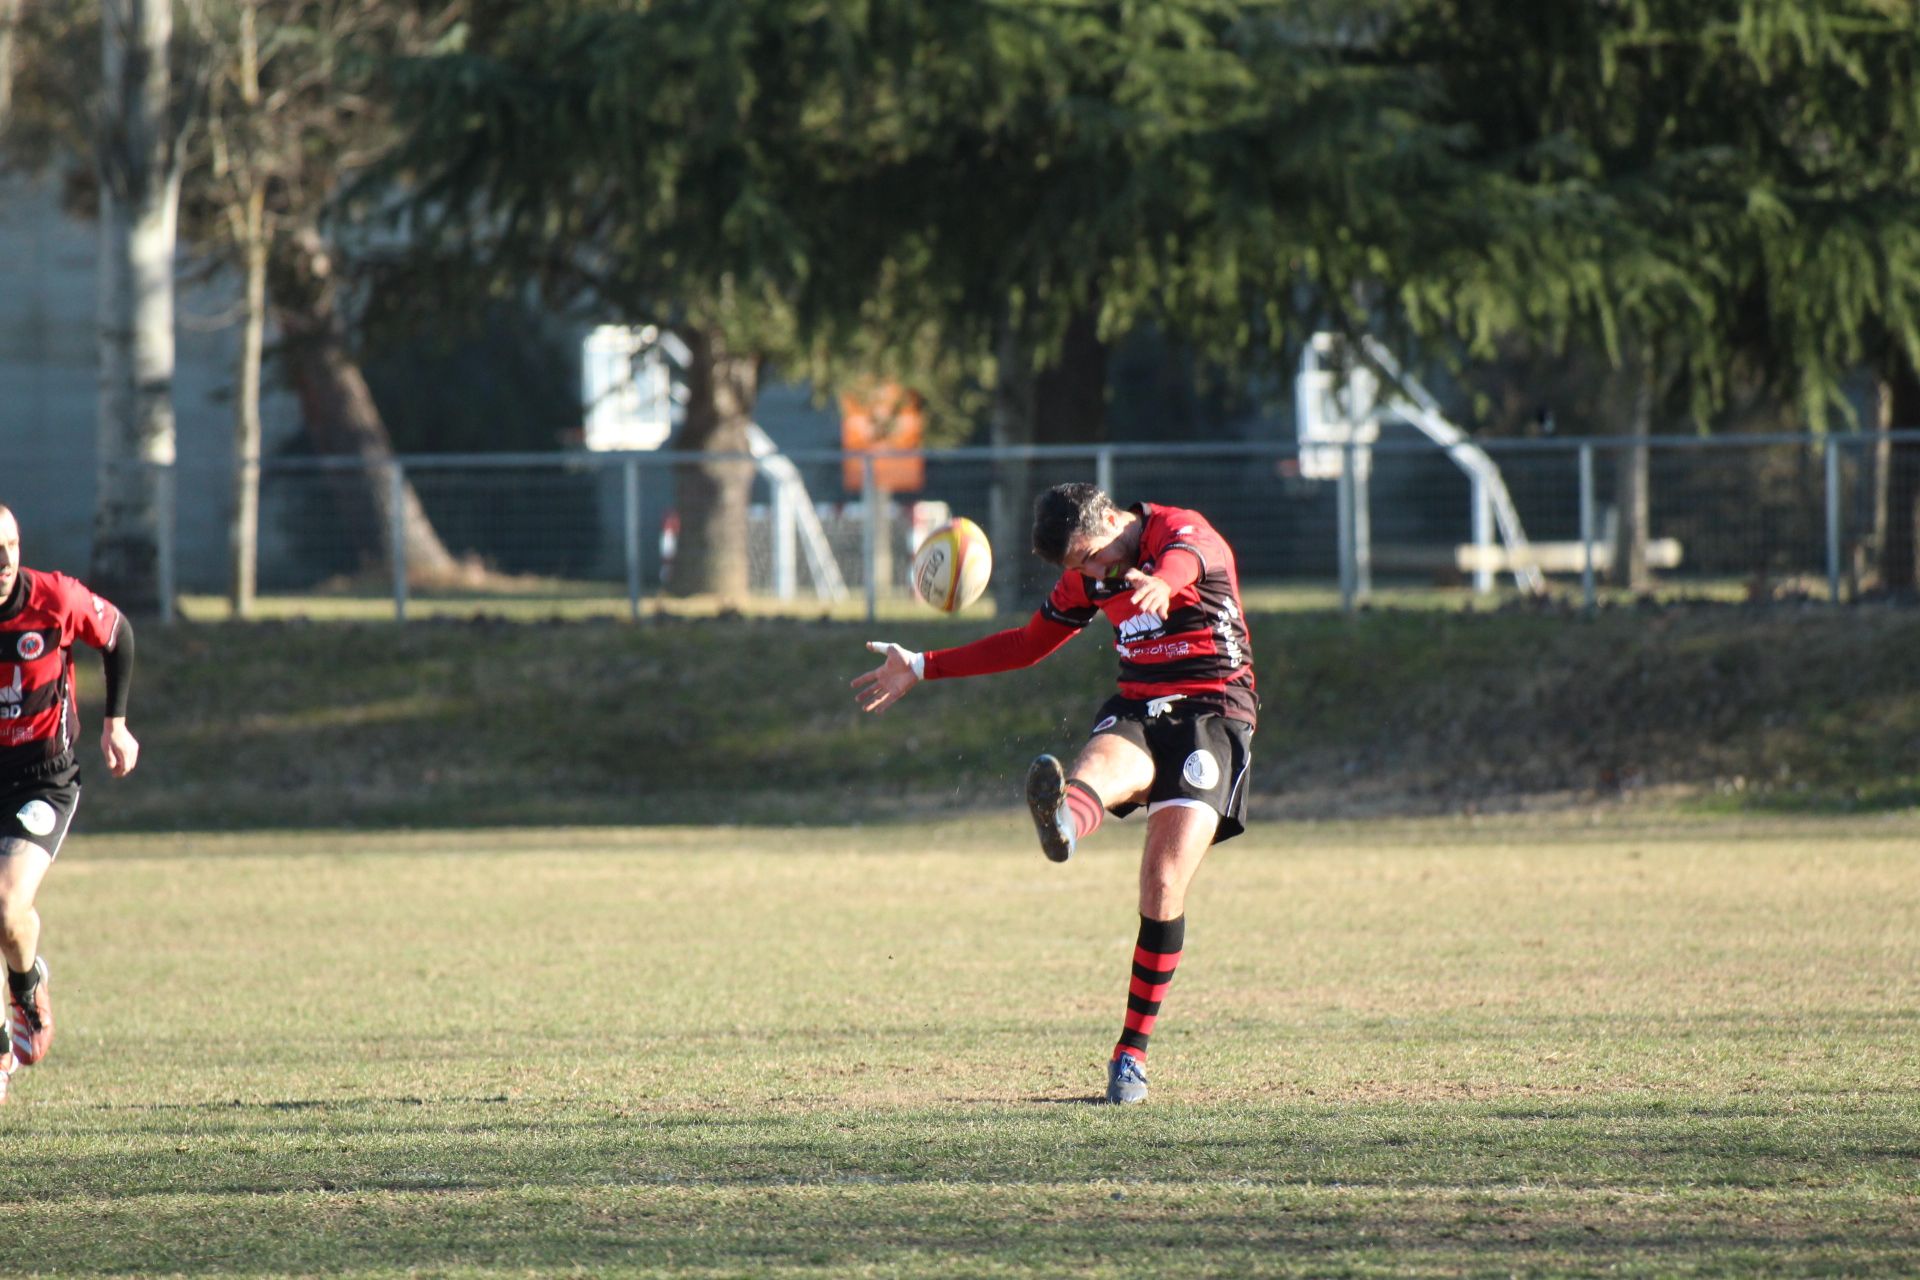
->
[7,811,1917,1276]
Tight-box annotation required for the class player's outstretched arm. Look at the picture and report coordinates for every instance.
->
[851,641,923,714]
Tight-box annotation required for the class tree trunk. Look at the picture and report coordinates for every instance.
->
[0,0,20,127]
[1877,359,1920,592]
[1033,305,1109,447]
[988,317,1036,610]
[666,327,759,599]
[230,189,266,615]
[1609,362,1653,590]
[271,225,465,586]
[92,0,179,617]
[227,2,264,616]
[989,302,1109,607]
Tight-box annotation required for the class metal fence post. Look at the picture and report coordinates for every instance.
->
[1337,440,1356,614]
[157,463,176,625]
[1096,446,1114,497]
[1469,473,1493,595]
[388,461,408,623]
[1825,435,1842,604]
[862,455,879,625]
[623,458,643,622]
[1578,443,1596,615]
[771,469,797,601]
[1354,450,1372,602]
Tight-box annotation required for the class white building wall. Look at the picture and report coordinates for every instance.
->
[0,171,301,588]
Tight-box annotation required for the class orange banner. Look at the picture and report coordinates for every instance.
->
[840,382,925,493]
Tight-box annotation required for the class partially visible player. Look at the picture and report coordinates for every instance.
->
[853,483,1256,1104]
[0,506,139,1103]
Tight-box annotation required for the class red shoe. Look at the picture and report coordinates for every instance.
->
[8,958,51,1066]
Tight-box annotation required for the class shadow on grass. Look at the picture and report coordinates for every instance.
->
[5,1095,1917,1274]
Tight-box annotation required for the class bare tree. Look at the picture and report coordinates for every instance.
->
[0,0,20,129]
[180,0,465,594]
[92,0,183,615]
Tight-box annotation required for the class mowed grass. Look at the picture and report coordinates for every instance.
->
[5,811,1918,1277]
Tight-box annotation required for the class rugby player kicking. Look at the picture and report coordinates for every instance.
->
[853,483,1256,1104]
[0,506,140,1103]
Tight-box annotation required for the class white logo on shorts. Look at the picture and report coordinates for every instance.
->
[15,800,56,838]
[1182,750,1220,791]
[1091,715,1118,734]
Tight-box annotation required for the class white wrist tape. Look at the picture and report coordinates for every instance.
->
[909,651,926,680]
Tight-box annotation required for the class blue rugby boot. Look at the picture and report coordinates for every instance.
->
[1105,1053,1149,1104]
[1024,754,1074,863]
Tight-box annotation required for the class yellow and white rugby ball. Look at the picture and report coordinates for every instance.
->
[910,517,993,612]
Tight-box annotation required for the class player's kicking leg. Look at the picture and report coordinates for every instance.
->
[1025,733,1153,863]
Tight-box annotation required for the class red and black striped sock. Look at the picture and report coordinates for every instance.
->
[1114,914,1185,1062]
[1064,779,1105,840]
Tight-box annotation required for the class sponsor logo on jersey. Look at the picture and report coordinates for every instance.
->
[1212,597,1244,668]
[1117,639,1193,662]
[1182,749,1220,791]
[1117,612,1164,642]
[0,667,20,719]
[14,633,42,661]
[15,799,56,838]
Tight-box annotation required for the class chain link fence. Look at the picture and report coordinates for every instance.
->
[48,431,1916,621]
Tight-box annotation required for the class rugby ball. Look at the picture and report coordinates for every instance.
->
[911,517,993,612]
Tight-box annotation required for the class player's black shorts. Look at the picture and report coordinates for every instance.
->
[0,778,80,860]
[1085,694,1254,844]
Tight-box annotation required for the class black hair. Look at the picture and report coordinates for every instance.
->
[1031,482,1116,565]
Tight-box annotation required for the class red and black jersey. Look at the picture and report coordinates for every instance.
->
[0,569,124,785]
[924,503,1258,725]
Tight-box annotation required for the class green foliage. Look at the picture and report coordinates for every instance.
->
[1376,1,1920,427]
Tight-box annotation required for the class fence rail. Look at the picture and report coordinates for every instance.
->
[29,431,1920,622]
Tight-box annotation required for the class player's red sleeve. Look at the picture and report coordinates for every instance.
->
[52,573,122,649]
[923,609,1082,679]
[1152,547,1204,592]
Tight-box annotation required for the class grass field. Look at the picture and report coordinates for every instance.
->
[5,810,1916,1276]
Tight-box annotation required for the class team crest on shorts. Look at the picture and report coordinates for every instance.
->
[15,633,43,660]
[15,800,56,837]
[1182,749,1220,790]
[1091,715,1118,734]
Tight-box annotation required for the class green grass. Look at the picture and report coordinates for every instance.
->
[8,812,1918,1276]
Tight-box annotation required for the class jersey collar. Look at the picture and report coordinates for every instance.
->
[0,568,27,623]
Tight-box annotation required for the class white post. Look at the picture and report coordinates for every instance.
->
[1470,472,1493,595]
[772,474,797,601]
[1578,443,1597,614]
[623,459,642,622]
[1096,446,1114,496]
